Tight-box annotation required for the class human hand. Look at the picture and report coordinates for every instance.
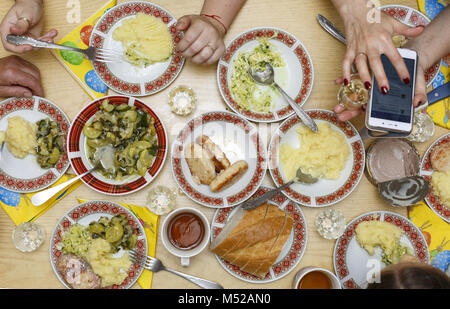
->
[337,1,423,94]
[0,0,57,53]
[175,14,226,65]
[0,55,44,98]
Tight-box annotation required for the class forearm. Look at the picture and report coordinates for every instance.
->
[200,0,246,34]
[407,7,450,69]
[16,0,42,5]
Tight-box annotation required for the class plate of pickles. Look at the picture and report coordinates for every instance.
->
[67,95,168,195]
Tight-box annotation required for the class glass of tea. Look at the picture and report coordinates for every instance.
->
[161,207,210,267]
[292,266,341,289]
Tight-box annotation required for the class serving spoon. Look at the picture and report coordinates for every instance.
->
[241,167,318,210]
[248,63,318,133]
[31,145,115,206]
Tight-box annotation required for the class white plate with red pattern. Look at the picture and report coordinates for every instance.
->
[380,5,440,87]
[0,97,70,193]
[171,111,267,208]
[419,132,450,223]
[217,27,314,123]
[268,109,365,207]
[210,186,308,283]
[89,1,184,96]
[49,200,148,289]
[67,95,168,195]
[333,211,430,289]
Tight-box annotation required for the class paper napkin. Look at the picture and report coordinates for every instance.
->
[408,201,450,273]
[417,0,450,129]
[77,198,159,289]
[51,0,117,99]
[0,174,82,226]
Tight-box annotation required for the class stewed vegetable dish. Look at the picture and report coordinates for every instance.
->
[83,99,159,181]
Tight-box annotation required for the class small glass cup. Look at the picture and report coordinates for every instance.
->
[12,221,45,252]
[146,185,177,215]
[337,74,369,110]
[407,112,435,143]
[168,85,197,116]
[315,209,346,240]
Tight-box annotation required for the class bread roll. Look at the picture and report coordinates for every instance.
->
[210,203,293,278]
[209,160,248,192]
[184,142,216,185]
[431,142,450,172]
[196,135,230,172]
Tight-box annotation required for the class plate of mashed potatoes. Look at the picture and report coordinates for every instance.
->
[420,132,450,223]
[333,211,430,289]
[89,1,185,96]
[268,109,365,207]
[0,97,70,193]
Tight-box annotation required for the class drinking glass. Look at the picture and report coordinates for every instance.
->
[12,221,45,252]
[315,209,346,240]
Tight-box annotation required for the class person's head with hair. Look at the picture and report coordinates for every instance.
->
[367,262,450,289]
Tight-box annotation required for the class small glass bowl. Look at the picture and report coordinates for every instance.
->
[146,185,177,215]
[315,209,346,240]
[12,221,45,252]
[337,74,369,110]
[407,112,435,143]
[168,85,197,116]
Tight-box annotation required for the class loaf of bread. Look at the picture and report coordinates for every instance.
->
[210,203,293,278]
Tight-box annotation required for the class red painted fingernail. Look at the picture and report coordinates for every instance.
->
[364,81,372,90]
[403,78,410,84]
[344,79,349,86]
[381,86,389,95]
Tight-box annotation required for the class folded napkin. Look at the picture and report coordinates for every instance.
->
[0,174,81,226]
[418,0,450,129]
[51,0,117,99]
[77,198,159,289]
[408,201,450,273]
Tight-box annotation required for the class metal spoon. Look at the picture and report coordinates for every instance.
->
[31,145,115,206]
[248,63,318,133]
[241,167,318,210]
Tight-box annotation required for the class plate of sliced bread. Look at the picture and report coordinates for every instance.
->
[210,186,308,283]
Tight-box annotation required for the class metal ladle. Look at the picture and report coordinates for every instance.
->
[31,145,115,206]
[248,63,318,133]
[241,167,318,210]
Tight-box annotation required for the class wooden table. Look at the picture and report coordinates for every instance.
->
[0,0,447,289]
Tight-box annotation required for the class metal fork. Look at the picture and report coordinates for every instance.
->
[129,250,224,289]
[6,34,124,64]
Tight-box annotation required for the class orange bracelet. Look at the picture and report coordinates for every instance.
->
[200,14,227,34]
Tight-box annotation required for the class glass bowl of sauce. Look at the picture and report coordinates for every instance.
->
[161,207,210,267]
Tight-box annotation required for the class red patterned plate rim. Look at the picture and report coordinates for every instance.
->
[333,210,430,289]
[170,110,267,208]
[210,186,308,283]
[49,200,148,289]
[379,5,440,87]
[90,1,185,96]
[217,26,314,123]
[0,96,71,193]
[419,132,450,223]
[67,95,168,195]
[268,109,365,207]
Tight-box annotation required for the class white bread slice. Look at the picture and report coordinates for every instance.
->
[184,142,216,185]
[196,135,230,172]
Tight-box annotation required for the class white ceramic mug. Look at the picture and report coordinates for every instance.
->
[292,266,341,289]
[161,207,210,267]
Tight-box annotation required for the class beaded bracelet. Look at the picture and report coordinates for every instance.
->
[200,14,228,34]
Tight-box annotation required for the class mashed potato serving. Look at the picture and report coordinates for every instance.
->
[356,220,413,265]
[431,170,450,207]
[279,122,350,181]
[3,116,37,159]
[113,13,173,67]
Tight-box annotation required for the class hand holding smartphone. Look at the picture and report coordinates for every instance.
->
[366,48,418,134]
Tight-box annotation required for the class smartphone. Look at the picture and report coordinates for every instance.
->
[366,48,417,133]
